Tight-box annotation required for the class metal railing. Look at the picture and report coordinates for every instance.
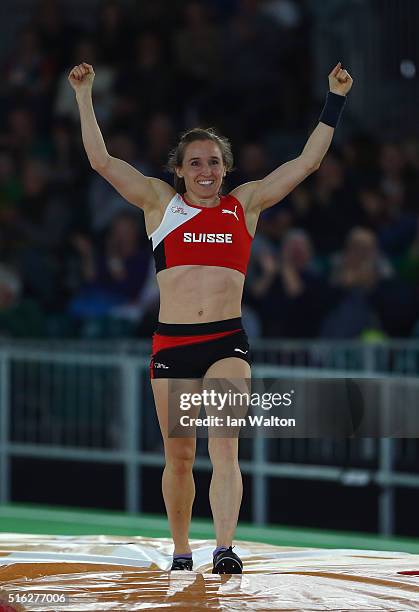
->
[1,339,419,536]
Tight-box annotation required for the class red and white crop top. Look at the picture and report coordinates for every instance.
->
[149,193,253,275]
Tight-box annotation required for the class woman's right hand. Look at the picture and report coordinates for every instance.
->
[68,62,95,93]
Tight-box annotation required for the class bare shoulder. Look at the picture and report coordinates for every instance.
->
[148,177,177,210]
[229,181,261,211]
[229,181,261,237]
[144,178,178,237]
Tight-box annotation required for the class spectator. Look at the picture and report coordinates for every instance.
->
[2,25,56,125]
[246,229,329,337]
[341,133,380,190]
[55,39,115,125]
[144,113,175,181]
[402,137,419,210]
[321,228,417,337]
[230,142,273,189]
[174,1,222,89]
[0,152,22,252]
[296,153,359,254]
[377,180,417,258]
[357,186,386,233]
[257,205,294,245]
[49,116,83,189]
[93,0,131,67]
[0,107,51,163]
[0,264,45,337]
[396,219,419,284]
[130,0,180,37]
[113,32,174,129]
[329,227,393,290]
[68,212,152,337]
[12,158,74,310]
[174,0,222,122]
[378,143,406,208]
[31,0,78,71]
[14,158,73,249]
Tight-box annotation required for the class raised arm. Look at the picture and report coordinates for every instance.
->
[232,63,353,213]
[68,63,174,211]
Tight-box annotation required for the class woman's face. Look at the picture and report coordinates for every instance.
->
[176,140,226,200]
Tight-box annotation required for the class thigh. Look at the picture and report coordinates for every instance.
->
[151,379,202,456]
[204,357,251,379]
[203,358,251,438]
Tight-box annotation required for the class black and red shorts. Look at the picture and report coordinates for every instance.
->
[150,317,251,379]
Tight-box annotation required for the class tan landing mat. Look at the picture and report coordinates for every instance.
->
[1,534,419,610]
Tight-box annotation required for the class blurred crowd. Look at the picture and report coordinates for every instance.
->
[1,0,419,340]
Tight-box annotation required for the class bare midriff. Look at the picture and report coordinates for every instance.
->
[157,265,244,324]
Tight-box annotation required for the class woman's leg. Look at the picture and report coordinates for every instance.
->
[203,358,251,547]
[151,378,201,554]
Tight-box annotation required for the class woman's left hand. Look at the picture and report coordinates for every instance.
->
[329,62,353,96]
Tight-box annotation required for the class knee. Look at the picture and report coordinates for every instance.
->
[165,444,195,476]
[208,438,239,468]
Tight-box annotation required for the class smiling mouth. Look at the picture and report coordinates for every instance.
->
[197,180,215,186]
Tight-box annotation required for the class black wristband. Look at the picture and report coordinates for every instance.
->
[319,91,346,128]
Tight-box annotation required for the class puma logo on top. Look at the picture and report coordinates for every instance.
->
[222,205,239,221]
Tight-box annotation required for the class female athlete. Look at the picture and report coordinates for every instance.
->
[69,61,353,573]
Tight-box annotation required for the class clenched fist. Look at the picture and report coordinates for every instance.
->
[68,62,95,92]
[328,62,353,96]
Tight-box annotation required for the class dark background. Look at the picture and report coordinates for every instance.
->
[1,0,419,537]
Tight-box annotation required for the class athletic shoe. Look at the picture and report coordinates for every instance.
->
[170,556,193,571]
[212,546,243,574]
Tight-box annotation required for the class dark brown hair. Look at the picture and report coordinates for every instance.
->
[167,127,234,194]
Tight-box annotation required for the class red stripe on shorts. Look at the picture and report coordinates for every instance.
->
[152,329,241,354]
